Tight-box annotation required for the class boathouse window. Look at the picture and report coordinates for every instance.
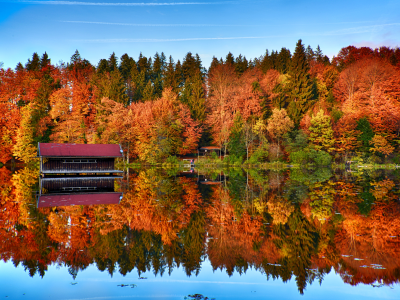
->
[62,159,97,163]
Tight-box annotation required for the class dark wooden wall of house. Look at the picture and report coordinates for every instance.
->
[41,177,115,193]
[42,158,115,173]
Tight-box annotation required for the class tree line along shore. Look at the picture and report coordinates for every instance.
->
[1,40,400,166]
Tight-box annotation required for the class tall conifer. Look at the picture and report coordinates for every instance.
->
[286,39,316,125]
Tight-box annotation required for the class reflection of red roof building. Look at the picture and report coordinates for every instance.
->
[37,193,122,208]
[37,176,123,208]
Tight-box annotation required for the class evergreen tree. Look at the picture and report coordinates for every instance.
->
[228,112,246,158]
[15,62,24,72]
[95,70,128,105]
[97,59,109,74]
[179,73,206,122]
[225,52,235,65]
[234,54,248,75]
[163,56,180,94]
[70,49,81,64]
[356,117,374,153]
[152,52,166,80]
[315,45,323,62]
[208,56,221,75]
[182,52,203,83]
[276,48,291,73]
[119,53,135,81]
[174,60,183,90]
[108,52,118,72]
[142,80,154,101]
[260,50,273,73]
[286,39,316,125]
[26,52,41,71]
[130,67,146,102]
[68,50,92,71]
[153,76,163,98]
[40,52,50,69]
[305,45,315,62]
[137,52,151,81]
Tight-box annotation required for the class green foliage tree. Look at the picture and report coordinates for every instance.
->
[108,52,118,72]
[163,56,181,94]
[228,113,246,159]
[356,117,374,153]
[179,73,206,122]
[95,70,128,105]
[119,53,136,81]
[25,52,41,71]
[276,48,291,73]
[286,40,317,125]
[142,80,155,101]
[308,110,335,153]
[234,54,249,75]
[97,59,109,74]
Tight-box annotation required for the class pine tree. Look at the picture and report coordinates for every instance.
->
[119,53,135,81]
[95,70,128,105]
[163,56,178,93]
[286,39,316,125]
[234,54,248,75]
[228,112,246,158]
[179,74,206,122]
[108,52,118,72]
[70,50,81,64]
[142,80,154,101]
[40,52,50,69]
[208,56,221,75]
[315,45,323,63]
[137,52,151,81]
[174,60,183,90]
[182,52,203,83]
[225,52,235,65]
[15,62,24,72]
[130,67,145,102]
[26,52,40,71]
[276,48,291,73]
[260,50,273,73]
[97,59,109,74]
[305,45,315,62]
[152,52,165,80]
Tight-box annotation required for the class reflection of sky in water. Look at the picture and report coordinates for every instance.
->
[1,260,398,300]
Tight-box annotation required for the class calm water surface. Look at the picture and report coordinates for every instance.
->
[1,167,399,299]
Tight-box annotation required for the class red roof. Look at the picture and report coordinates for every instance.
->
[37,193,122,208]
[199,146,221,150]
[38,143,123,157]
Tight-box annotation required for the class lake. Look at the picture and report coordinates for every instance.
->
[0,166,399,299]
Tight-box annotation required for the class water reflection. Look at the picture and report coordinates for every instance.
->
[37,176,123,207]
[0,166,399,295]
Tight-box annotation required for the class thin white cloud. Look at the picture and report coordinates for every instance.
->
[71,36,286,43]
[321,23,400,36]
[62,20,246,27]
[16,0,237,6]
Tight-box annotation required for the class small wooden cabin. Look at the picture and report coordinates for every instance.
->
[38,143,123,175]
[198,146,222,158]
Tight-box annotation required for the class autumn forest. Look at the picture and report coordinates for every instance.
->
[1,40,400,165]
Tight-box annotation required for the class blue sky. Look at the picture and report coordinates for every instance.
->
[0,0,399,70]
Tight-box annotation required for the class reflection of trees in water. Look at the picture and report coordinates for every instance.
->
[0,167,400,293]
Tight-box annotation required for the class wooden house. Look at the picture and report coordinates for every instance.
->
[198,146,222,158]
[38,143,123,175]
